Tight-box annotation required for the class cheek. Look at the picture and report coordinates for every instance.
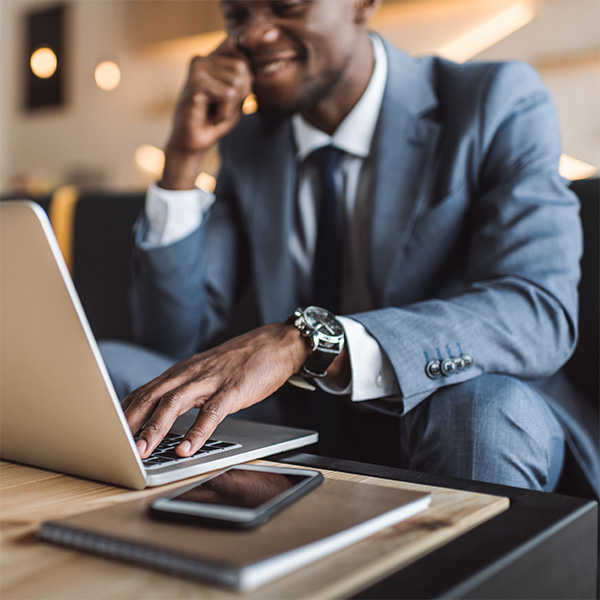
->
[301,30,348,63]
[304,21,359,62]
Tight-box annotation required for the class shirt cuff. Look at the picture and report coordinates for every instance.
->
[141,182,215,248]
[317,315,401,401]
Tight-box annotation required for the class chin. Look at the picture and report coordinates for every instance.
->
[256,103,298,122]
[255,87,324,122]
[256,66,349,123]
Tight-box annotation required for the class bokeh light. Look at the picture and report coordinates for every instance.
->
[30,47,57,79]
[94,61,121,90]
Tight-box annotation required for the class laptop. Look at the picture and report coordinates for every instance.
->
[0,201,318,489]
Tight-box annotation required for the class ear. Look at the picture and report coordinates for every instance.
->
[354,0,380,24]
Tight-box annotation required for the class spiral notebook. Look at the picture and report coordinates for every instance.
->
[38,474,431,591]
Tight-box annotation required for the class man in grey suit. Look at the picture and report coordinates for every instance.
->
[103,0,593,494]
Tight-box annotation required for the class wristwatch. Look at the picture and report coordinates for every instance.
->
[289,306,345,379]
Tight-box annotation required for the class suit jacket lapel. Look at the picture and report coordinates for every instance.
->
[244,120,299,324]
[370,41,443,305]
[242,41,442,321]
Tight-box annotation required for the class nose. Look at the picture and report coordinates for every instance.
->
[234,14,280,50]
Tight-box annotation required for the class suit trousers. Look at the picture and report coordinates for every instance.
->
[99,340,565,492]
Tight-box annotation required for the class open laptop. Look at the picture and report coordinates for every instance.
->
[0,201,318,489]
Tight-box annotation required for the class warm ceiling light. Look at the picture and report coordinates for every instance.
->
[559,155,598,181]
[195,172,216,193]
[135,144,165,177]
[436,2,536,63]
[242,94,257,115]
[95,61,121,90]
[30,47,57,79]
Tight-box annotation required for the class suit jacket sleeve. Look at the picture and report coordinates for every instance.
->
[129,158,249,360]
[353,61,582,414]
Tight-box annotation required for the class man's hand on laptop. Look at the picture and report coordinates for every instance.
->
[122,323,348,459]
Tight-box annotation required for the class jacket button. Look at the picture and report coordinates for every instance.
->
[441,358,457,376]
[461,353,473,368]
[425,360,442,379]
[454,356,466,370]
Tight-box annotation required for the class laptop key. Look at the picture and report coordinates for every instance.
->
[142,438,242,470]
[206,442,235,449]
[160,448,209,459]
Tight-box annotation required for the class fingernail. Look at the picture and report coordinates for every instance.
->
[179,440,191,455]
[136,439,147,455]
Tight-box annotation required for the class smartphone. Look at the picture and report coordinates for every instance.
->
[149,464,323,529]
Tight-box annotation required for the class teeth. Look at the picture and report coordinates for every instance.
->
[259,60,287,75]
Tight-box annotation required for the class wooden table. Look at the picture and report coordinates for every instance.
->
[1,454,597,599]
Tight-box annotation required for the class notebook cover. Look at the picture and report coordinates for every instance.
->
[38,476,430,590]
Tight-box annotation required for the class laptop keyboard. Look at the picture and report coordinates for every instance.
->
[140,432,241,470]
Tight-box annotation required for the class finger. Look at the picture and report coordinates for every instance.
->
[182,73,242,128]
[121,376,161,411]
[188,53,250,90]
[176,396,232,457]
[190,64,250,104]
[122,385,164,435]
[122,368,189,435]
[213,35,245,60]
[133,367,220,458]
[210,86,245,128]
[121,371,190,435]
[131,387,193,458]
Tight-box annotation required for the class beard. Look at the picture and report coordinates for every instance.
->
[254,56,352,122]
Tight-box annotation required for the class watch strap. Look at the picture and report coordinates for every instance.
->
[301,345,340,378]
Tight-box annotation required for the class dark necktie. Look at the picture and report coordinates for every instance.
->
[309,145,344,312]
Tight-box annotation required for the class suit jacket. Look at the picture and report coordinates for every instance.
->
[131,39,597,497]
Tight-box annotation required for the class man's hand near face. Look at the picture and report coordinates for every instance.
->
[159,36,252,191]
[122,324,350,459]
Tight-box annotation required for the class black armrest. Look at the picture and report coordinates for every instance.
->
[71,192,145,342]
[564,177,599,406]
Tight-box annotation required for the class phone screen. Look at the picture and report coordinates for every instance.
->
[171,468,310,509]
[150,465,323,528]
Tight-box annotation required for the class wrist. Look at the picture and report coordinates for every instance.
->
[278,322,313,376]
[159,147,207,191]
[325,346,351,385]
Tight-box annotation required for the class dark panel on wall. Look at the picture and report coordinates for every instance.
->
[24,3,66,110]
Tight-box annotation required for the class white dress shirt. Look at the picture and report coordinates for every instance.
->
[142,35,400,402]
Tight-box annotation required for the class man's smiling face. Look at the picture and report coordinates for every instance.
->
[221,0,374,123]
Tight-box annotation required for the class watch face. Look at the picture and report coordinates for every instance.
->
[304,306,344,338]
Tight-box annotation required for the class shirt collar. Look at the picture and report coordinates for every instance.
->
[292,34,388,161]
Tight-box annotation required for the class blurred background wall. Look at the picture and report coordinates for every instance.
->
[1,0,598,195]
